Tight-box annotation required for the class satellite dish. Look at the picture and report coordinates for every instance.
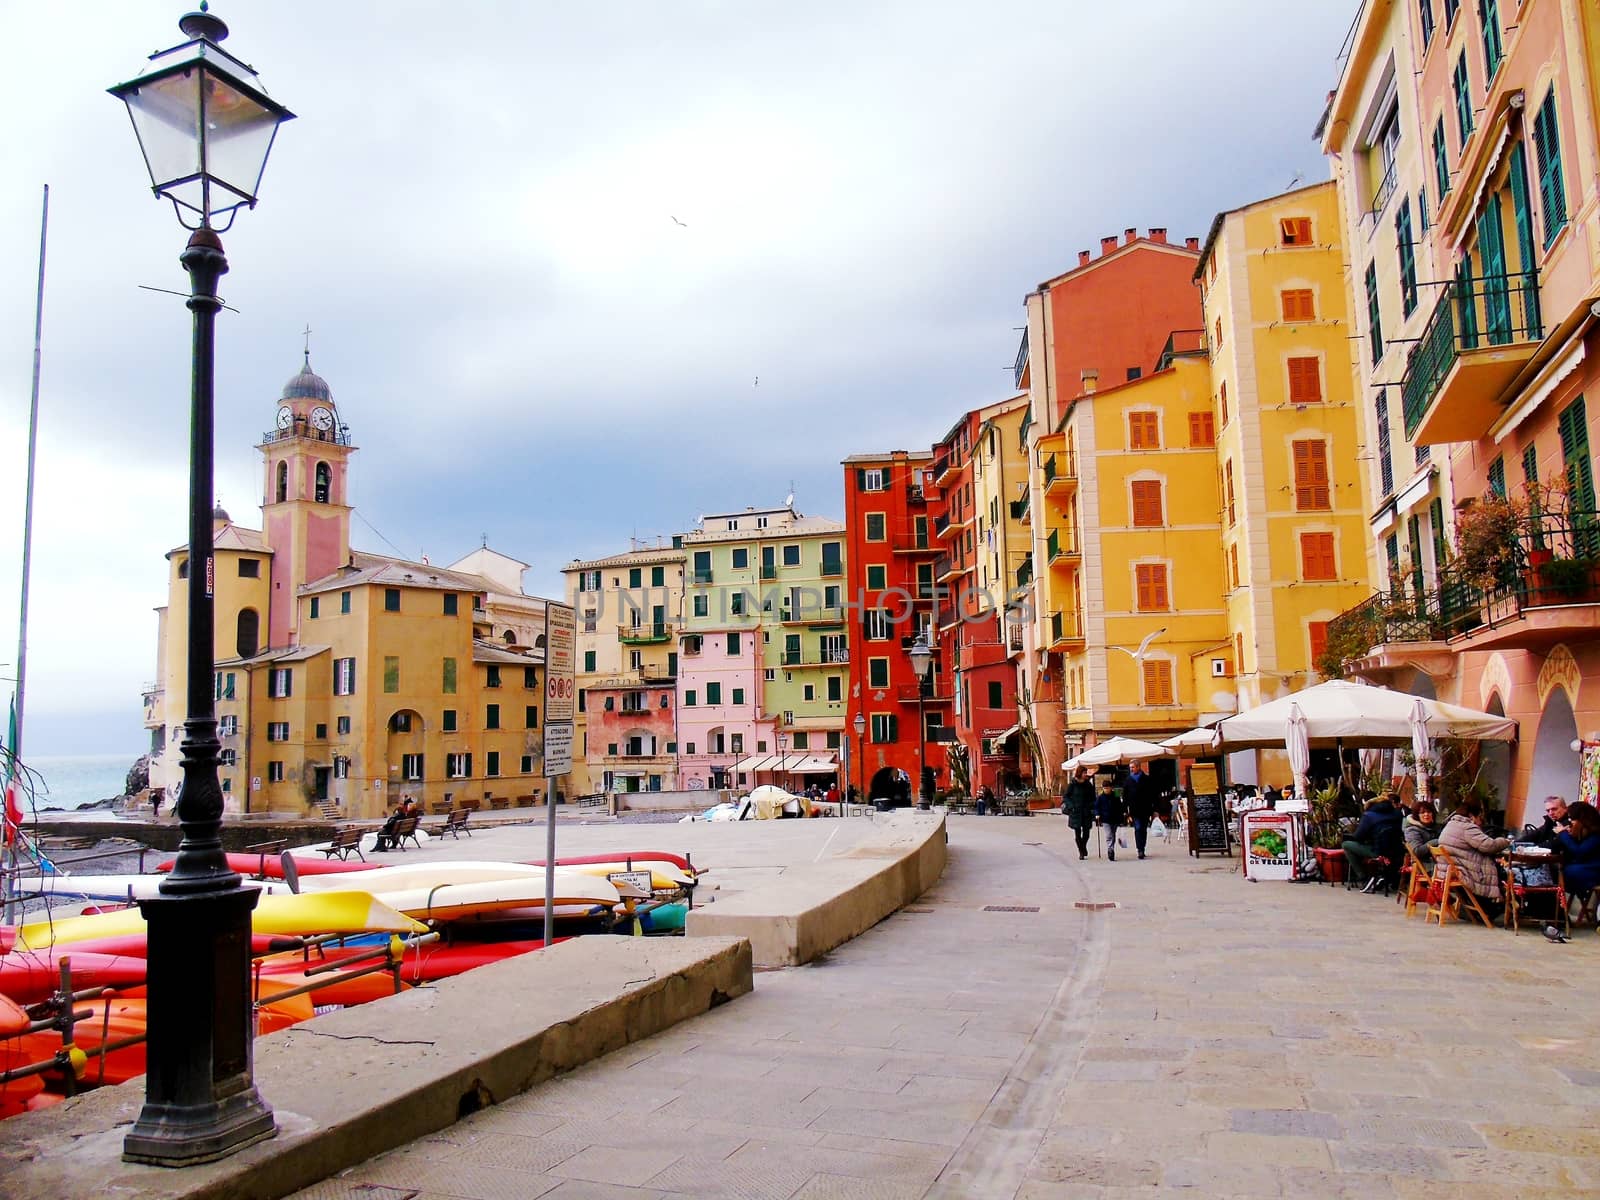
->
[784,492,795,507]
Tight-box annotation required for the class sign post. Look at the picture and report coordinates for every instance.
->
[542,602,576,945]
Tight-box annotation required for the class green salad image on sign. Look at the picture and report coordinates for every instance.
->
[1250,829,1288,858]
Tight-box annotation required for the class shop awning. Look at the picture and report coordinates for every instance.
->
[732,754,780,773]
[990,725,1021,745]
[787,754,839,774]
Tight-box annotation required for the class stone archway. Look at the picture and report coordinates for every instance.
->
[1526,687,1579,830]
[383,707,426,816]
[869,766,899,800]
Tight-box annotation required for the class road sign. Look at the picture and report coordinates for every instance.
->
[543,602,575,724]
[543,721,573,779]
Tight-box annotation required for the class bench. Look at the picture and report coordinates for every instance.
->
[578,793,607,811]
[242,839,289,878]
[385,815,422,851]
[489,797,510,811]
[321,827,365,862]
[429,808,471,840]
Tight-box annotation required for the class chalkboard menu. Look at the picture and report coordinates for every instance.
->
[1188,789,1230,856]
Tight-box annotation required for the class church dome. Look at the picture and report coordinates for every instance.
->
[281,356,332,402]
[213,504,231,522]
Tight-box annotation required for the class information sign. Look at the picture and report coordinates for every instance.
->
[543,721,573,779]
[543,602,576,724]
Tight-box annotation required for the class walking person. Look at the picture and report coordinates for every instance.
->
[1062,767,1095,860]
[1096,776,1127,862]
[1124,760,1159,859]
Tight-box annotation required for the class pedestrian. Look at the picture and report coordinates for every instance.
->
[151,790,163,820]
[1095,776,1127,861]
[1123,760,1159,859]
[976,783,994,815]
[1062,767,1095,860]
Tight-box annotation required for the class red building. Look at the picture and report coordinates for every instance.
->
[842,450,939,801]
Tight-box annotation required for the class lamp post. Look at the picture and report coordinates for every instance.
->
[777,732,788,793]
[908,634,934,808]
[852,711,866,812]
[110,5,293,1167]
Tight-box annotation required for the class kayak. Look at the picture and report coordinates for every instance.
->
[13,874,295,904]
[371,874,621,922]
[15,891,427,951]
[0,949,149,1005]
[0,994,27,1036]
[297,861,553,894]
[524,856,699,888]
[19,933,302,960]
[525,851,702,875]
[252,953,409,1008]
[155,852,378,878]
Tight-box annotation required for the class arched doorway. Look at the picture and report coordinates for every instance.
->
[869,766,900,802]
[1480,693,1514,823]
[384,708,426,817]
[1526,687,1578,831]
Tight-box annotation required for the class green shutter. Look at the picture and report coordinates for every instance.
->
[1523,443,1539,486]
[384,656,400,694]
[652,566,664,586]
[1365,264,1383,365]
[1407,514,1424,595]
[1477,192,1510,344]
[1396,200,1417,316]
[1560,397,1594,516]
[1433,119,1451,199]
[1508,140,1542,336]
[1534,91,1568,248]
[1480,0,1501,78]
[1487,457,1505,498]
[856,468,867,490]
[1455,256,1478,349]
[1453,53,1473,145]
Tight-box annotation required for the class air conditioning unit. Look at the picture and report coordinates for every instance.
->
[1211,658,1231,678]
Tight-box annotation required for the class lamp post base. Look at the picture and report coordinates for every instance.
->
[123,886,276,1166]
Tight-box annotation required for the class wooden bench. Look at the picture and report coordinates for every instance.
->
[429,808,471,840]
[489,797,510,811]
[457,798,483,813]
[242,838,289,878]
[321,827,365,862]
[386,815,422,851]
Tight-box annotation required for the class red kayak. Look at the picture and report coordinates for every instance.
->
[32,932,308,960]
[0,949,149,1005]
[523,851,700,874]
[155,852,377,879]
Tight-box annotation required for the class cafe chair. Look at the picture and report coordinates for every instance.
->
[1401,846,1433,919]
[1428,846,1496,929]
[1505,851,1568,937]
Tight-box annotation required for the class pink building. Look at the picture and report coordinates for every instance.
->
[676,629,772,791]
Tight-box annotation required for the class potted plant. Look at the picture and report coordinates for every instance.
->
[1453,492,1525,591]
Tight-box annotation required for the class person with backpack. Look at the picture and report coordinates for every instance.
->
[1095,776,1127,862]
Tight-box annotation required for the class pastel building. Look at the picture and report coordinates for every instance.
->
[144,358,555,818]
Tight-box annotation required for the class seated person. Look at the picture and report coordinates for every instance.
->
[1556,800,1600,917]
[1438,796,1511,921]
[1343,793,1404,891]
[1403,802,1438,866]
[374,801,409,851]
[1523,795,1571,848]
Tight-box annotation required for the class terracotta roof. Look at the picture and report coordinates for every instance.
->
[166,523,271,558]
[682,516,844,545]
[218,643,331,668]
[299,553,485,597]
[566,547,686,571]
[472,638,544,666]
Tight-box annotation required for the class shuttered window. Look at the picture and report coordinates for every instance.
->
[1533,91,1568,248]
[1452,52,1473,146]
[1287,357,1322,404]
[1142,660,1174,706]
[1293,441,1331,511]
[1225,459,1236,526]
[1560,396,1594,514]
[1229,543,1241,590]
[1309,621,1330,667]
[1396,199,1418,316]
[1127,411,1160,449]
[1130,480,1164,527]
[1300,532,1337,581]
[1219,381,1228,426]
[1523,443,1539,487]
[1365,264,1384,364]
[1135,563,1169,611]
[1487,456,1506,498]
[1433,118,1451,200]
[1481,0,1502,79]
[1376,390,1393,497]
[1280,217,1313,245]
[1281,289,1315,321]
[1188,411,1215,447]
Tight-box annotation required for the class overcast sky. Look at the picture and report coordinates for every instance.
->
[0,0,1357,753]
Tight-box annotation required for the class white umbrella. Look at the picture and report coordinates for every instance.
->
[1410,697,1432,805]
[1286,703,1311,800]
[1063,736,1172,771]
[1161,727,1220,753]
[1213,680,1516,749]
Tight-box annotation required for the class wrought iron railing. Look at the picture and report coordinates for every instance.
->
[1156,328,1208,371]
[1043,451,1076,488]
[1402,271,1542,437]
[1013,327,1029,390]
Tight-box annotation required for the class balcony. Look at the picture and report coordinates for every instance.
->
[1007,623,1024,653]
[933,513,951,540]
[934,454,960,486]
[1367,155,1398,224]
[1013,326,1029,390]
[891,525,936,555]
[1156,329,1208,372]
[935,554,967,584]
[1046,528,1080,566]
[692,569,714,584]
[1043,451,1077,495]
[780,648,851,669]
[1010,495,1030,525]
[896,681,951,704]
[906,482,925,505]
[1049,610,1085,649]
[1329,511,1600,667]
[1015,557,1034,589]
[1402,272,1542,444]
[619,621,674,644]
[780,605,845,625]
[260,422,353,448]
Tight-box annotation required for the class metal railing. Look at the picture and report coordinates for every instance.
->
[1156,328,1208,371]
[1010,496,1029,520]
[933,513,951,538]
[1368,156,1398,221]
[1043,451,1077,488]
[1013,327,1029,389]
[1402,271,1542,437]
[260,424,353,448]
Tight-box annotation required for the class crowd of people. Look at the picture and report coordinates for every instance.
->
[1058,760,1170,862]
[1339,789,1600,926]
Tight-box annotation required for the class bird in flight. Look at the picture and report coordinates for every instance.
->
[670,216,687,227]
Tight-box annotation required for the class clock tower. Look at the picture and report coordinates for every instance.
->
[259,354,355,645]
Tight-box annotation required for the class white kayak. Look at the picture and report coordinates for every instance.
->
[13,873,295,903]
[370,872,621,920]
[297,860,553,894]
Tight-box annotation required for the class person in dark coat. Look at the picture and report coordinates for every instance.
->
[1556,801,1600,905]
[1095,777,1127,862]
[1523,795,1571,847]
[1123,760,1160,859]
[1343,794,1405,891]
[1061,767,1096,860]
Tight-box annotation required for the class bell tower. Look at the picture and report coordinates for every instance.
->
[259,353,354,645]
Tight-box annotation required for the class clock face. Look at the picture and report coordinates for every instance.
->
[311,406,334,431]
[276,405,293,429]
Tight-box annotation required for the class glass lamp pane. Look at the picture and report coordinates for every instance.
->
[123,69,204,194]
[201,71,285,207]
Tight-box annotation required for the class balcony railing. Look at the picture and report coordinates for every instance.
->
[933,513,951,539]
[1043,451,1077,491]
[1013,327,1029,389]
[260,423,353,448]
[1010,495,1029,522]
[1368,155,1399,222]
[1050,610,1085,647]
[1156,328,1208,372]
[891,524,934,553]
[1015,557,1034,589]
[1327,510,1600,663]
[1402,271,1542,440]
[692,569,714,584]
[619,621,674,644]
[1007,623,1024,652]
[1047,528,1079,564]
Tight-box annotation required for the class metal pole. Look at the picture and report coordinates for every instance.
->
[5,185,48,926]
[917,690,927,808]
[124,228,274,1166]
[543,773,557,947]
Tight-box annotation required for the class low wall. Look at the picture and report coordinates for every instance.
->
[0,935,753,1200]
[685,811,947,966]
[615,788,733,814]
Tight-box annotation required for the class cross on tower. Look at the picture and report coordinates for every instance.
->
[302,323,312,364]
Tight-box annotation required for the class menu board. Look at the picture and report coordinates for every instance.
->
[1188,786,1230,857]
[1242,811,1298,881]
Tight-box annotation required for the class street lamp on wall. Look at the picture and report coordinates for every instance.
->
[110,4,293,1168]
[908,634,934,808]
[852,711,866,810]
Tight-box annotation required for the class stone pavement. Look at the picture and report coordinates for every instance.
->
[294,815,1600,1199]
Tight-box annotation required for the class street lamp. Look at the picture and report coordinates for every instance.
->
[110,4,293,1167]
[777,732,788,794]
[908,634,934,808]
[852,712,866,811]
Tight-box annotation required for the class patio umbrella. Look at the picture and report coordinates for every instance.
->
[1161,727,1220,753]
[1286,703,1311,800]
[1063,736,1172,771]
[1212,680,1515,749]
[1410,697,1432,805]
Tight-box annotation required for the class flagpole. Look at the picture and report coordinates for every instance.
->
[4,184,48,925]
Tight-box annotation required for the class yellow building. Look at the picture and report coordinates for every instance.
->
[145,359,555,818]
[1196,182,1373,753]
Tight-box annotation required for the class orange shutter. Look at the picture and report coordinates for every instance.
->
[1229,543,1240,589]
[1287,357,1323,404]
[1131,480,1164,527]
[1142,659,1174,705]
[1135,563,1168,611]
[1188,411,1215,447]
[1225,459,1236,525]
[1219,380,1229,426]
[1300,532,1336,580]
[1293,441,1331,510]
[1128,412,1159,449]
[1281,289,1315,321]
[1309,620,1330,665]
[1281,217,1313,245]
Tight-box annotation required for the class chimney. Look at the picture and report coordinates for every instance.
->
[1185,236,1200,251]
[1081,368,1099,395]
[1124,227,1138,245]
[1078,250,1091,267]
[1100,236,1118,255]
[1149,227,1168,244]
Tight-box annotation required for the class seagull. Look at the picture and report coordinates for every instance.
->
[670,216,687,227]
[1109,627,1167,662]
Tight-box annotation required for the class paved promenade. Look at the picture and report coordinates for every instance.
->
[296,815,1600,1199]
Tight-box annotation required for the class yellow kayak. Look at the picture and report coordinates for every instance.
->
[16,889,426,950]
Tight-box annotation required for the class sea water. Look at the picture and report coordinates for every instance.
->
[18,753,138,812]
